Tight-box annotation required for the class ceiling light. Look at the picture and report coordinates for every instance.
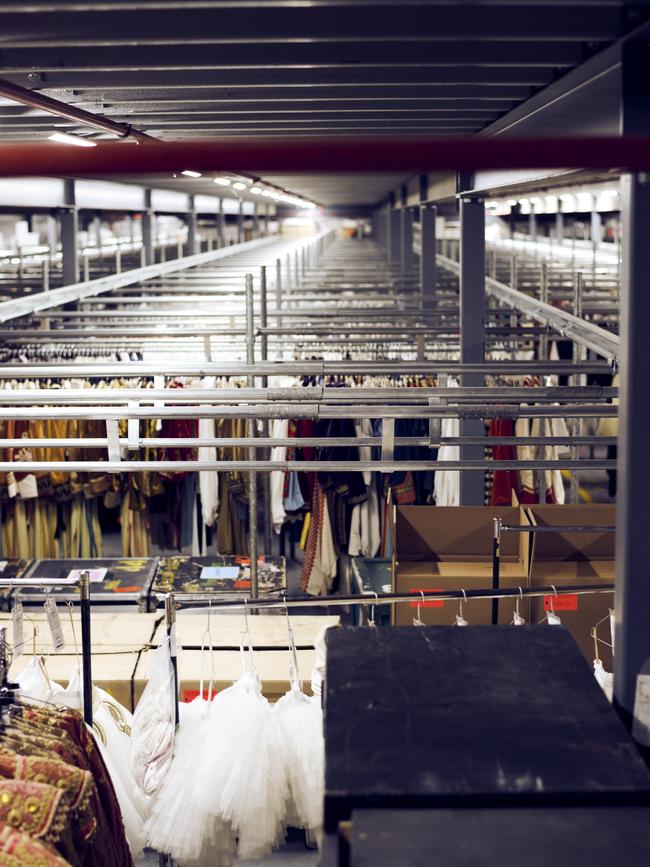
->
[48,132,97,148]
[181,170,202,178]
[232,182,247,191]
[213,178,231,186]
[250,186,262,195]
[261,190,274,198]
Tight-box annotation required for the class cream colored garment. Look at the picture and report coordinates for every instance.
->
[270,418,289,533]
[198,377,219,528]
[434,378,460,506]
[306,495,337,596]
[349,484,381,558]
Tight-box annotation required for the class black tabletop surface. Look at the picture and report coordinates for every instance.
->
[324,626,650,829]
[350,807,650,867]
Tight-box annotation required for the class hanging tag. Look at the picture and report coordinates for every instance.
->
[44,599,65,652]
[512,611,526,626]
[632,673,650,747]
[12,602,24,659]
[546,612,562,626]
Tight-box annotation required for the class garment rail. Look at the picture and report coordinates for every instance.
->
[491,520,616,626]
[0,573,93,725]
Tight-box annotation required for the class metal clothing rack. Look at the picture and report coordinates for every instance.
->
[491,519,616,627]
[0,572,94,725]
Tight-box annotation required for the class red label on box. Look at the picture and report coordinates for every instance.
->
[234,580,251,589]
[182,689,217,703]
[409,588,444,608]
[544,594,578,612]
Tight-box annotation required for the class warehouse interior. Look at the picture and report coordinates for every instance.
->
[0,2,648,865]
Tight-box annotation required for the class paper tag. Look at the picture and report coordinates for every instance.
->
[12,602,24,659]
[235,579,251,589]
[44,599,65,652]
[544,594,578,612]
[632,674,650,746]
[66,568,107,584]
[200,566,239,581]
[546,612,562,626]
[410,588,444,608]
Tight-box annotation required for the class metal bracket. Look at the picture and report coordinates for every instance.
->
[105,418,121,462]
[381,417,395,472]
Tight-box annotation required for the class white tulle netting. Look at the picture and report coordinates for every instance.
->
[141,631,329,865]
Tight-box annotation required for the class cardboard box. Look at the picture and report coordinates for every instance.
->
[392,506,531,626]
[133,647,318,706]
[527,505,616,668]
[159,612,339,650]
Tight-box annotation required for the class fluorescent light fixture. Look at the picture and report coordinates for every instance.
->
[250,186,262,195]
[48,132,97,148]
[261,190,274,198]
[232,181,247,191]
[213,177,231,186]
[181,170,201,178]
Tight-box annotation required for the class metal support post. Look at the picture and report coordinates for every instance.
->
[141,189,154,266]
[238,199,244,244]
[275,258,283,328]
[245,274,259,597]
[389,209,401,265]
[115,246,121,274]
[529,211,537,243]
[555,210,564,243]
[259,266,273,556]
[60,179,79,285]
[614,171,650,726]
[539,262,548,362]
[459,196,486,505]
[83,253,90,283]
[400,206,414,276]
[217,200,225,247]
[253,203,260,239]
[294,250,299,286]
[42,259,49,292]
[187,196,198,256]
[79,571,93,726]
[420,204,437,311]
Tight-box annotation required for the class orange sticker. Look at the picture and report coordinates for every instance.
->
[544,594,578,612]
[112,586,141,593]
[182,689,217,703]
[409,588,444,608]
[235,580,251,589]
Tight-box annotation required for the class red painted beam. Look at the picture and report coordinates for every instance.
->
[0,137,648,176]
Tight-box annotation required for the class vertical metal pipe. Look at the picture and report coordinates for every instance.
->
[165,593,180,726]
[238,199,244,244]
[42,259,49,292]
[275,257,283,329]
[389,209,401,265]
[177,238,183,260]
[80,571,93,726]
[83,252,90,283]
[420,204,437,312]
[60,179,79,286]
[142,189,154,266]
[400,206,414,276]
[259,266,273,556]
[115,246,121,274]
[459,196,486,505]
[245,274,259,597]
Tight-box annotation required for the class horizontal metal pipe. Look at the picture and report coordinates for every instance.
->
[0,460,616,473]
[169,582,616,612]
[0,361,611,379]
[0,404,616,420]
[0,385,616,404]
[0,435,618,449]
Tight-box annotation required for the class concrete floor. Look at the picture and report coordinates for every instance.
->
[140,837,319,866]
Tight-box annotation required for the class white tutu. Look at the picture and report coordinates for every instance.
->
[274,686,324,843]
[146,695,235,867]
[130,637,176,797]
[193,671,289,860]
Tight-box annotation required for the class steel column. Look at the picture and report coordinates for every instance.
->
[141,189,154,266]
[420,204,437,311]
[459,196,486,505]
[217,199,225,247]
[253,203,260,239]
[555,209,564,242]
[187,196,198,256]
[389,209,401,265]
[614,30,650,732]
[529,211,537,242]
[238,199,244,244]
[245,274,258,596]
[60,179,79,286]
[400,206,414,274]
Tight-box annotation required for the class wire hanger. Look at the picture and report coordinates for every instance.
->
[455,590,469,627]
[283,595,302,693]
[511,586,526,626]
[541,585,562,625]
[367,592,378,629]
[413,590,425,627]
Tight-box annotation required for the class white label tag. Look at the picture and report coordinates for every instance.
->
[12,602,24,659]
[632,674,650,746]
[44,599,65,652]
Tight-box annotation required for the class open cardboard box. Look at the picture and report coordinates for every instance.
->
[526,504,616,668]
[392,506,532,626]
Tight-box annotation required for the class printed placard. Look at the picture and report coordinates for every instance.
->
[12,602,24,659]
[544,594,578,612]
[409,588,444,608]
[44,598,65,651]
